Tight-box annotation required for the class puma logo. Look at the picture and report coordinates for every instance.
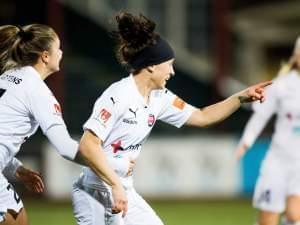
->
[129,107,138,118]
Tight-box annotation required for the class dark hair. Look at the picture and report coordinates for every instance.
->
[114,12,159,72]
[0,24,57,74]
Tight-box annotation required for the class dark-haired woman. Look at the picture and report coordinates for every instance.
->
[71,12,271,225]
[0,24,127,225]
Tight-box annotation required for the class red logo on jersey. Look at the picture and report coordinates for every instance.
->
[286,112,293,120]
[111,140,124,153]
[99,108,111,123]
[54,103,62,115]
[148,114,155,127]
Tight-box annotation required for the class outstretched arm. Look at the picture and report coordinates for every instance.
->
[185,81,272,127]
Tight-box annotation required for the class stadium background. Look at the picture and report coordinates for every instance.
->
[0,0,299,224]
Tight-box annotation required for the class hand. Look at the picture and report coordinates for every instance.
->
[126,158,136,176]
[238,81,272,103]
[235,143,249,161]
[111,184,128,217]
[15,166,44,193]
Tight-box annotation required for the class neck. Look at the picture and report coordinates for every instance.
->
[33,63,51,80]
[133,71,155,103]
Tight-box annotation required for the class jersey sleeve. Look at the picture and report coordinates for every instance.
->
[2,157,23,181]
[83,92,120,142]
[157,90,196,128]
[27,84,66,134]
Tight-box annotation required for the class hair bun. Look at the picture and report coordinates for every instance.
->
[116,12,157,49]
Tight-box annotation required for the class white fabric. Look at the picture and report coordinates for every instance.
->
[240,70,300,212]
[253,155,300,212]
[74,74,195,224]
[2,157,23,181]
[0,66,77,170]
[82,75,195,189]
[45,124,78,160]
[0,172,23,217]
[72,183,163,225]
[241,70,300,161]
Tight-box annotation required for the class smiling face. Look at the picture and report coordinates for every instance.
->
[150,59,175,89]
[46,35,63,73]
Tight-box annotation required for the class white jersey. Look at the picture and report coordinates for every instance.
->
[240,70,300,163]
[0,66,65,170]
[82,75,196,188]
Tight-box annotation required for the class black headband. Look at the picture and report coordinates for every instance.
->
[129,37,174,70]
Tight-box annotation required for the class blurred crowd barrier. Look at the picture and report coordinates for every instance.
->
[42,135,269,200]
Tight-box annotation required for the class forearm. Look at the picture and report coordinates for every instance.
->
[239,112,270,148]
[196,94,241,127]
[79,133,122,187]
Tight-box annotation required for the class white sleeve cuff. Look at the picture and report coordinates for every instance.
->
[2,158,23,181]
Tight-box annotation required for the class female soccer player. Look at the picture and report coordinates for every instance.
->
[236,37,300,225]
[0,24,127,225]
[72,12,271,225]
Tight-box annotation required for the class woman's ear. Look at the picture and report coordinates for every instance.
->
[41,51,50,64]
[146,65,155,73]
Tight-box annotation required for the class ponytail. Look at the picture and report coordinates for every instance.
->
[0,24,57,74]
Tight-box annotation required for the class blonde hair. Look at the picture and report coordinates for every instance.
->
[0,24,57,74]
[278,36,300,76]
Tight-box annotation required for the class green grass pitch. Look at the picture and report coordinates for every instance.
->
[26,199,256,225]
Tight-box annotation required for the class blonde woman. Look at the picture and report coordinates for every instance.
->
[236,37,300,225]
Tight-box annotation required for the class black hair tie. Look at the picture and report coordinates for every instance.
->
[16,25,33,41]
[16,25,26,38]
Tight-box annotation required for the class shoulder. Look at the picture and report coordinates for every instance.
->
[94,76,132,109]
[272,70,297,92]
[152,88,174,98]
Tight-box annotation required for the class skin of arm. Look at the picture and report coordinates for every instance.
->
[185,81,271,127]
[74,129,128,216]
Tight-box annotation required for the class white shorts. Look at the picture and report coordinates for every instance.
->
[72,177,163,225]
[0,173,24,222]
[253,154,300,213]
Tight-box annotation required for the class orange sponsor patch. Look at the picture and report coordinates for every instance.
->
[173,97,186,110]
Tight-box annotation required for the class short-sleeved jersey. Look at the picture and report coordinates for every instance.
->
[0,66,65,170]
[251,70,300,161]
[83,75,196,188]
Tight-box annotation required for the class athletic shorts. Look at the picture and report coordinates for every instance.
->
[0,173,23,222]
[253,154,300,213]
[72,176,163,225]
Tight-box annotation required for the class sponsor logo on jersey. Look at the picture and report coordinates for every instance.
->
[122,118,138,125]
[286,112,293,120]
[111,140,142,153]
[129,108,138,118]
[98,108,111,123]
[122,108,139,125]
[0,74,22,85]
[173,96,186,110]
[53,103,62,116]
[148,114,155,127]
